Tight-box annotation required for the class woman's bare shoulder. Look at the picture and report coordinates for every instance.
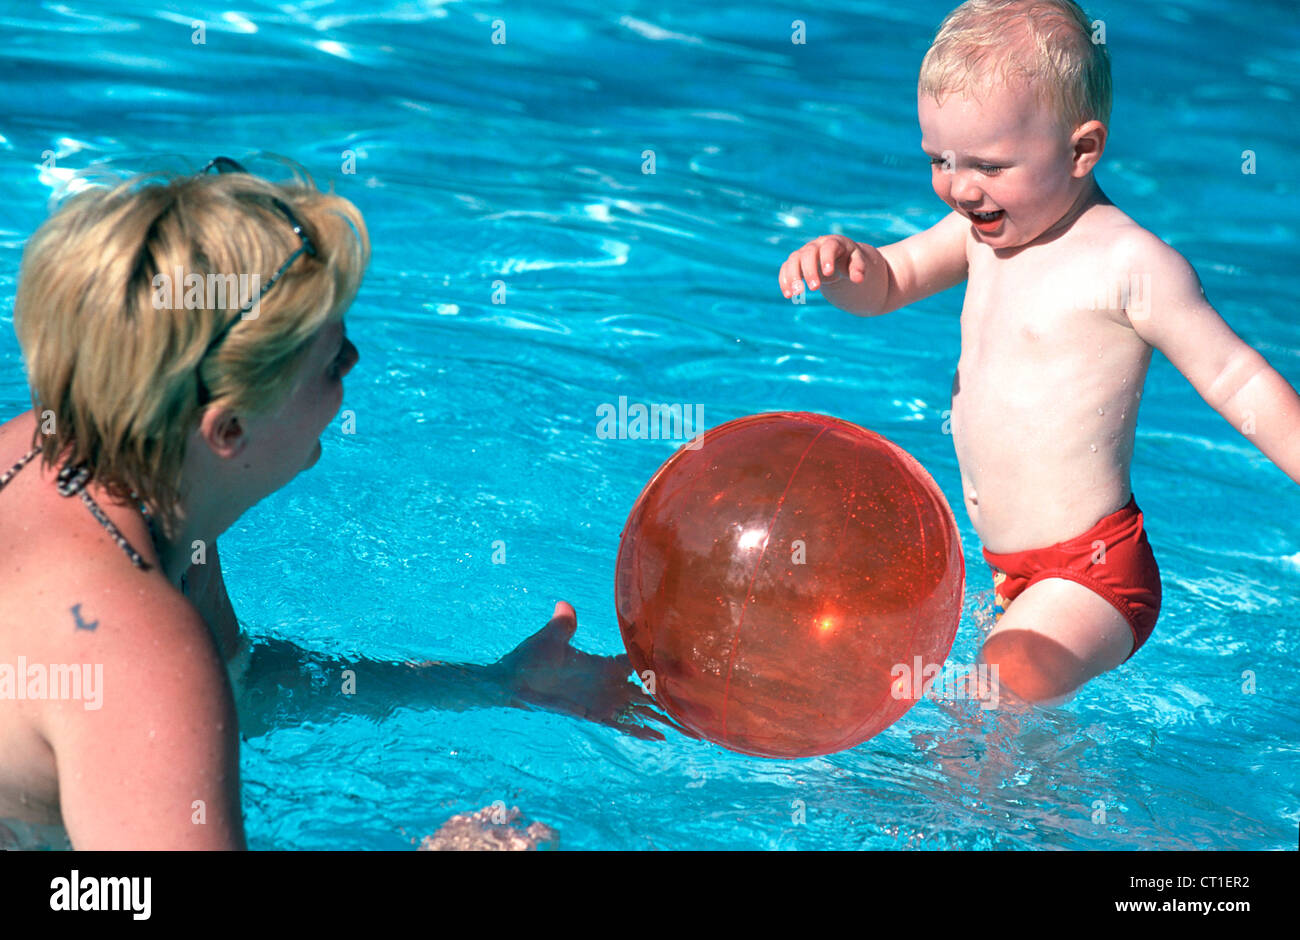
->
[28,559,227,727]
[30,567,244,848]
[0,408,36,446]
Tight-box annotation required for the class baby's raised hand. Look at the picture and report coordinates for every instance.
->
[779,234,869,299]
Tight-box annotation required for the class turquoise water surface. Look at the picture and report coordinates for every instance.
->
[1,0,1297,849]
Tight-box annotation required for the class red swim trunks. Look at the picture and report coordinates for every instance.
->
[981,494,1161,661]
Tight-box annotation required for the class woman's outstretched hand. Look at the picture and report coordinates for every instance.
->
[494,602,673,741]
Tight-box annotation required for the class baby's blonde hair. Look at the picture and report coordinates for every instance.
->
[14,160,370,529]
[919,0,1111,132]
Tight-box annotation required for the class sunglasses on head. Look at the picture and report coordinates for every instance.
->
[194,156,319,404]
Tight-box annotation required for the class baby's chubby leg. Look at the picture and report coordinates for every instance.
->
[975,577,1135,705]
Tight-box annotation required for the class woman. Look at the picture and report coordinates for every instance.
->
[0,158,659,849]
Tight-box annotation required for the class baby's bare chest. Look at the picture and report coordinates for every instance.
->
[958,247,1142,388]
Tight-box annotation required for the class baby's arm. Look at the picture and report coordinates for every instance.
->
[1121,232,1300,484]
[779,210,969,315]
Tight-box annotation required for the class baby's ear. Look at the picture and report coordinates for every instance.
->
[1071,120,1108,176]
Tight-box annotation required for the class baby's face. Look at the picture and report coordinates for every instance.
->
[918,79,1083,249]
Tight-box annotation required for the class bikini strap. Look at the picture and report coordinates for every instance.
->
[52,461,153,571]
[3,446,155,571]
[0,447,41,490]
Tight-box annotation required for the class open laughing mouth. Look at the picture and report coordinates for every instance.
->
[969,209,1004,231]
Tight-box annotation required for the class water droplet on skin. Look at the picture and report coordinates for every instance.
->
[1097,407,1104,415]
[1090,444,1097,452]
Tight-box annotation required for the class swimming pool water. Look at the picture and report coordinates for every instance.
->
[1,0,1297,850]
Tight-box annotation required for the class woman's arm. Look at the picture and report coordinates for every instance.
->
[235,638,518,737]
[193,545,667,740]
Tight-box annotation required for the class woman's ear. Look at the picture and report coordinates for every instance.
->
[197,406,246,460]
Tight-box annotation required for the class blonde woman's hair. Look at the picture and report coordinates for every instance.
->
[13,158,370,529]
[919,0,1111,132]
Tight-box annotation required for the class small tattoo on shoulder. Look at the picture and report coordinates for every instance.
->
[70,603,98,631]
